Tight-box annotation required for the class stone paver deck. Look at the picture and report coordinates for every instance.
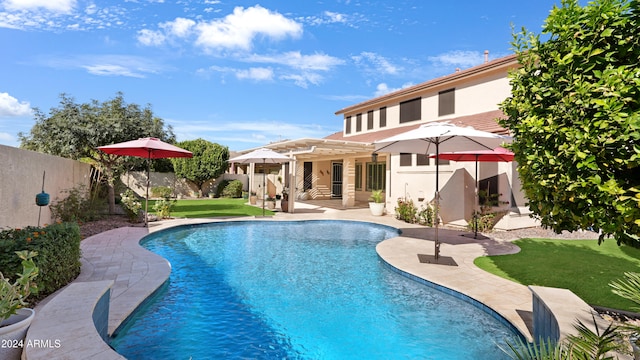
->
[26,201,611,358]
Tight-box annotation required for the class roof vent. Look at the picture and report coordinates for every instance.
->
[484,50,489,63]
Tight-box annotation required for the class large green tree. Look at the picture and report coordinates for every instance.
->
[171,139,229,194]
[500,0,640,245]
[20,92,175,214]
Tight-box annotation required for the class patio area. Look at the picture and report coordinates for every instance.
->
[22,201,611,359]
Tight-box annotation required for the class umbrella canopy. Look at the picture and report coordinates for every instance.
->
[374,122,511,263]
[432,146,514,163]
[431,147,514,238]
[229,148,291,216]
[97,137,193,159]
[228,147,292,164]
[98,137,193,226]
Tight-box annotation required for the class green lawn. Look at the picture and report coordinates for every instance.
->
[474,238,640,312]
[147,198,274,218]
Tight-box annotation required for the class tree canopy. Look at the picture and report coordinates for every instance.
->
[500,0,640,245]
[171,139,229,194]
[20,92,175,213]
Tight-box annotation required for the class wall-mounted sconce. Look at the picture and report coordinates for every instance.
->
[371,152,378,163]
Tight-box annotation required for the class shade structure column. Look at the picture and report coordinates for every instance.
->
[342,156,356,208]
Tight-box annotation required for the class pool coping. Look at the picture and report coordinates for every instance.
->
[29,207,612,358]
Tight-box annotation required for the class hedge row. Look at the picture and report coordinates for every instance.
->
[0,222,82,301]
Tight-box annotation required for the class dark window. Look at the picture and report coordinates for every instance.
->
[303,162,313,191]
[366,162,386,191]
[438,88,455,116]
[356,113,362,132]
[478,175,499,206]
[367,110,374,130]
[416,153,430,166]
[400,97,421,123]
[345,116,351,134]
[400,153,412,166]
[379,107,387,127]
[355,163,362,190]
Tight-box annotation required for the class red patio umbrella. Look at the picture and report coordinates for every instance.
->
[431,146,514,238]
[98,137,193,226]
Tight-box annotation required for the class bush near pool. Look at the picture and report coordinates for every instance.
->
[0,222,81,302]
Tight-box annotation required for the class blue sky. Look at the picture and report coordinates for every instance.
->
[1,0,563,151]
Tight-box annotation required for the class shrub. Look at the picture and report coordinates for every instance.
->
[222,180,243,198]
[215,179,230,197]
[50,185,103,222]
[120,189,142,222]
[417,204,435,227]
[0,222,81,301]
[395,198,417,223]
[153,198,176,219]
[468,211,495,233]
[151,186,172,199]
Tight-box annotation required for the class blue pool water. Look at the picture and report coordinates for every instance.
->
[110,220,517,359]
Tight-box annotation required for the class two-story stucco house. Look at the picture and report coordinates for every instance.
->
[234,53,537,230]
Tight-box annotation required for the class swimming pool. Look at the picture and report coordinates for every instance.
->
[110,220,516,359]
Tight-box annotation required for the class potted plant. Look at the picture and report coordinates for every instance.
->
[249,191,257,205]
[1,250,38,360]
[280,188,289,212]
[368,189,385,216]
[265,196,276,210]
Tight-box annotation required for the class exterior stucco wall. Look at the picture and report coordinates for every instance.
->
[341,70,511,137]
[122,171,248,198]
[384,152,512,225]
[452,73,511,116]
[0,145,92,228]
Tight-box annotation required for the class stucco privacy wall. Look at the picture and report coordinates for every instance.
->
[121,171,248,198]
[0,145,92,228]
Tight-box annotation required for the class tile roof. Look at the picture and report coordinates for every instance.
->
[324,110,509,143]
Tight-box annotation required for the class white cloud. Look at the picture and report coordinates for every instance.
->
[0,132,16,143]
[169,118,333,148]
[374,82,413,97]
[137,28,166,46]
[1,2,129,30]
[199,65,273,82]
[83,64,146,78]
[41,54,165,78]
[195,5,302,50]
[160,17,195,38]
[2,0,76,13]
[427,50,486,69]
[246,51,344,71]
[235,67,273,81]
[352,52,400,75]
[324,11,346,23]
[0,92,32,117]
[138,6,303,51]
[303,10,348,26]
[280,72,323,88]
[199,51,342,87]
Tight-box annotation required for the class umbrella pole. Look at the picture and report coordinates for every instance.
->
[474,155,479,239]
[262,160,266,217]
[434,142,440,261]
[145,153,150,227]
